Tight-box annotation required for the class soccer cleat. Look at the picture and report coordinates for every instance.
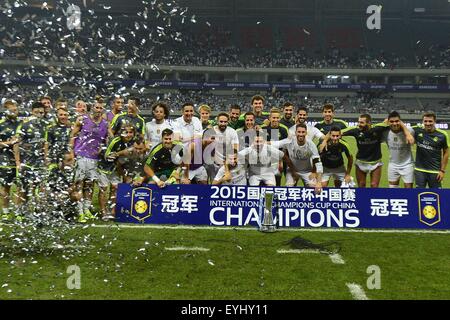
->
[101,214,115,222]
[1,214,11,221]
[83,209,96,220]
[78,213,88,223]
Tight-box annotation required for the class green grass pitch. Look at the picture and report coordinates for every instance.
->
[1,131,450,300]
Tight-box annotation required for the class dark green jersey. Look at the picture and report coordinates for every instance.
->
[280,117,295,129]
[315,119,348,134]
[228,119,244,130]
[16,118,47,167]
[146,142,183,174]
[413,126,449,173]
[342,125,388,163]
[110,112,146,136]
[46,123,72,165]
[238,112,269,126]
[98,137,134,173]
[319,140,351,169]
[261,123,289,142]
[0,117,21,168]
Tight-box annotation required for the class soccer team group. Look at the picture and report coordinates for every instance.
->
[0,94,448,222]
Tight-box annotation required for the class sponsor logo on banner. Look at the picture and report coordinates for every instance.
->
[130,187,153,222]
[418,192,441,226]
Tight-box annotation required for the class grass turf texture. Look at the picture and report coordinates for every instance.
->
[1,225,450,300]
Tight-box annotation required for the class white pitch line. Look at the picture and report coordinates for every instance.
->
[346,283,369,300]
[165,246,210,252]
[329,253,345,265]
[84,223,450,235]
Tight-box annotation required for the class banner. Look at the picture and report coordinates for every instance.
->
[115,184,450,230]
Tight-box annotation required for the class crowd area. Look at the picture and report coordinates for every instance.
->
[0,93,448,224]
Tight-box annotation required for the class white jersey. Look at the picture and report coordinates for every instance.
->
[145,119,172,149]
[289,124,324,142]
[205,126,239,164]
[238,144,284,175]
[285,138,320,173]
[214,164,247,185]
[171,116,203,143]
[383,128,414,167]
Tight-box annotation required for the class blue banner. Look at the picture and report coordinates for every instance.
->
[5,77,450,93]
[115,184,450,230]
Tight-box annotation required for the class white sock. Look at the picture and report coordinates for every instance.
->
[77,202,83,214]
[389,184,400,188]
[3,208,9,214]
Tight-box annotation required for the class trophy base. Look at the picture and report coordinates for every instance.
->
[260,224,277,233]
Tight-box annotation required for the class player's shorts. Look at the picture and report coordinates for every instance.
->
[322,166,346,183]
[355,160,383,173]
[0,167,16,186]
[97,170,122,188]
[249,172,276,186]
[388,162,414,184]
[286,171,316,187]
[186,166,208,182]
[74,156,99,182]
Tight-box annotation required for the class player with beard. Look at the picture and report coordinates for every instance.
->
[143,128,187,188]
[40,95,56,125]
[213,153,247,185]
[280,102,295,128]
[119,137,150,185]
[341,114,390,188]
[319,126,353,187]
[203,113,239,182]
[14,102,48,207]
[145,102,172,150]
[289,106,324,142]
[412,112,449,188]
[383,111,415,188]
[283,124,323,194]
[238,131,283,187]
[0,100,21,219]
[228,104,243,130]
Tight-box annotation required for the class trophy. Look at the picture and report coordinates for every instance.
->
[259,191,277,233]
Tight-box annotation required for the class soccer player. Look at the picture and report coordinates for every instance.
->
[97,126,136,220]
[212,153,247,185]
[238,95,269,126]
[280,102,295,128]
[341,114,389,188]
[172,102,203,144]
[14,102,48,206]
[110,96,146,138]
[228,104,243,130]
[203,113,239,182]
[143,128,186,188]
[69,99,109,221]
[289,107,324,142]
[315,103,348,134]
[105,96,124,123]
[283,124,323,194]
[236,111,257,150]
[144,102,172,150]
[261,108,289,186]
[69,99,87,123]
[120,136,150,185]
[40,95,55,124]
[238,131,283,186]
[383,111,415,188]
[199,104,214,130]
[0,100,21,217]
[412,112,449,188]
[319,126,353,187]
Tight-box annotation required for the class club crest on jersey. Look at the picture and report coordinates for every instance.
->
[130,187,153,221]
[418,192,441,226]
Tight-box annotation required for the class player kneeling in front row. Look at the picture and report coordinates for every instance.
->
[212,153,247,185]
[318,126,353,187]
[142,128,188,188]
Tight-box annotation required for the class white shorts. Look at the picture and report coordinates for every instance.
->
[286,171,316,187]
[97,171,122,188]
[388,163,414,184]
[74,157,98,182]
[355,160,383,173]
[249,173,276,186]
[186,166,208,182]
[322,166,346,183]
